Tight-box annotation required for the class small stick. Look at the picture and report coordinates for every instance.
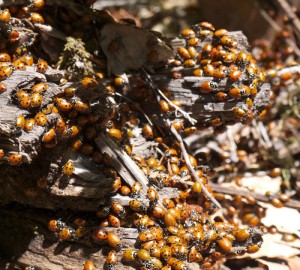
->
[210,183,300,210]
[168,122,222,209]
[141,68,197,125]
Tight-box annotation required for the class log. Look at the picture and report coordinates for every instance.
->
[0,206,138,270]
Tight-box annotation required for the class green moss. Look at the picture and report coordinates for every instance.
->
[57,37,94,80]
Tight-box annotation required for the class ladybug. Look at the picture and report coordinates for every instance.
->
[170,244,188,260]
[215,91,227,101]
[164,213,177,227]
[162,198,175,209]
[199,21,215,31]
[20,55,34,66]
[229,69,242,81]
[108,214,121,227]
[138,231,155,242]
[42,128,56,143]
[122,144,132,155]
[187,46,197,58]
[63,125,80,139]
[137,249,151,262]
[92,228,108,241]
[173,261,189,270]
[113,76,126,87]
[24,118,35,132]
[83,261,95,270]
[188,246,203,263]
[171,120,184,131]
[0,65,13,80]
[59,227,77,240]
[149,246,161,259]
[123,249,137,262]
[214,66,227,79]
[19,96,31,109]
[149,227,163,241]
[214,28,228,38]
[108,128,122,140]
[120,185,131,196]
[147,187,158,202]
[235,228,251,241]
[105,250,117,270]
[111,202,125,218]
[9,30,20,43]
[220,35,237,48]
[193,68,203,77]
[247,244,261,253]
[142,124,153,139]
[16,115,25,129]
[0,53,11,62]
[55,118,66,134]
[31,93,43,107]
[0,149,4,160]
[181,28,196,38]
[200,81,217,94]
[0,9,11,22]
[62,160,74,176]
[161,246,172,260]
[8,153,22,165]
[32,0,45,10]
[183,59,196,67]
[36,59,48,73]
[152,205,166,218]
[48,219,65,232]
[232,107,246,118]
[107,232,122,250]
[34,113,47,126]
[55,98,72,112]
[15,90,30,100]
[73,100,90,113]
[217,237,232,253]
[112,177,122,192]
[129,199,146,212]
[223,52,237,63]
[229,87,243,99]
[63,87,76,97]
[71,139,83,151]
[167,236,182,245]
[12,59,26,70]
[30,12,45,23]
[130,181,142,198]
[32,82,48,93]
[236,51,252,67]
[177,47,190,60]
[81,77,98,89]
[188,37,200,46]
[202,64,215,76]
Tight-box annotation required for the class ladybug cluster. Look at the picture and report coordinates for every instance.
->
[0,4,269,270]
[163,22,267,133]
[44,92,265,270]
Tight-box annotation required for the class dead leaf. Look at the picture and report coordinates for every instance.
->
[257,259,289,270]
[100,23,172,75]
[286,256,300,270]
[242,234,300,259]
[241,175,281,194]
[261,204,300,235]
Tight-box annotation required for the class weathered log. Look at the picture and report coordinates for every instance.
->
[0,206,139,270]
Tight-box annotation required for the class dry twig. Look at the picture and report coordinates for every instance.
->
[168,122,222,209]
